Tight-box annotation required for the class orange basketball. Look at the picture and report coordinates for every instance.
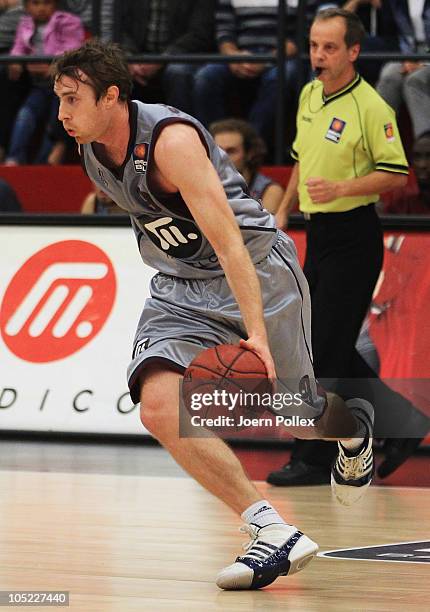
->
[182,344,271,432]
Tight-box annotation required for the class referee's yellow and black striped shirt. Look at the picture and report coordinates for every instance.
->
[291,74,409,213]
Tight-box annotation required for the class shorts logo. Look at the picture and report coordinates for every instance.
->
[299,375,313,406]
[133,143,149,173]
[325,117,346,143]
[384,122,395,142]
[0,241,116,363]
[133,337,150,358]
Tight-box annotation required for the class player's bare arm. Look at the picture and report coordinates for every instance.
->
[153,123,276,379]
[275,163,299,229]
[306,171,407,204]
[262,182,285,215]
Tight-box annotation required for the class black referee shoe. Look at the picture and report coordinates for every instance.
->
[266,460,330,486]
[377,437,424,478]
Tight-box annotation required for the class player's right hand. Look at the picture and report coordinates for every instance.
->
[239,337,277,385]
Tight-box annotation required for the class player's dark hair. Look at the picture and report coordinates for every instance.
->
[313,7,365,48]
[51,39,132,102]
[209,118,267,174]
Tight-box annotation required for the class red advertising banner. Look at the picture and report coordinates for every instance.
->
[289,229,430,443]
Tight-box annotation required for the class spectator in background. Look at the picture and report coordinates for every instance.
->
[0,0,24,52]
[382,131,430,213]
[81,186,127,215]
[340,0,399,83]
[4,0,84,165]
[119,0,215,115]
[193,0,300,147]
[59,0,118,41]
[377,0,430,140]
[0,177,22,210]
[209,118,284,214]
[0,0,25,161]
[403,65,430,142]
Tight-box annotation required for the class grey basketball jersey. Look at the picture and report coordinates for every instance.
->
[81,101,276,278]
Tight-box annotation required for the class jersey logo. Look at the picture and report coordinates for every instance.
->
[325,117,346,143]
[142,216,202,258]
[384,123,395,142]
[133,143,149,173]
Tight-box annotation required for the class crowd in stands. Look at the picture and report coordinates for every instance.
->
[0,0,429,214]
[209,118,285,213]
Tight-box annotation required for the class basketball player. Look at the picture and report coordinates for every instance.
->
[52,40,374,591]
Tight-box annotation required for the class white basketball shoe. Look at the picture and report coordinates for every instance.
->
[216,523,318,590]
[331,398,374,506]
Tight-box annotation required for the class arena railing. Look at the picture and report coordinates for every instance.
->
[0,0,429,163]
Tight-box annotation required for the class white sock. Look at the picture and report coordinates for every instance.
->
[341,414,368,451]
[341,437,365,451]
[241,500,286,529]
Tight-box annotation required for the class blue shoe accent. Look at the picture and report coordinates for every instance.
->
[236,530,303,589]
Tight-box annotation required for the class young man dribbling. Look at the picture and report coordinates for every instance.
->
[52,39,374,590]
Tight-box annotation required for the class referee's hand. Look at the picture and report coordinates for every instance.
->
[306,177,339,204]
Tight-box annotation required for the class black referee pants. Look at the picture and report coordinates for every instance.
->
[291,204,429,467]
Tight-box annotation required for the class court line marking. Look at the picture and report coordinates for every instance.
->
[318,539,430,564]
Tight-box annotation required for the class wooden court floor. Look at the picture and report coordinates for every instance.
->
[0,471,429,611]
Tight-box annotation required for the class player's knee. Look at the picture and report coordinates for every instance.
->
[140,395,170,437]
[139,387,178,438]
[137,365,182,437]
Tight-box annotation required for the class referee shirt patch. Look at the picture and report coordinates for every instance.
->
[325,117,346,143]
[384,122,395,142]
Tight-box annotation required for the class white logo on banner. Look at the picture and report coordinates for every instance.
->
[5,263,108,339]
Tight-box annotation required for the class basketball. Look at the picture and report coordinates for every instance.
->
[182,344,272,431]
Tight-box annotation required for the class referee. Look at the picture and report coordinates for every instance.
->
[268,7,430,486]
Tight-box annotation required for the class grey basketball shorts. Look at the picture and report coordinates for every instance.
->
[127,231,325,418]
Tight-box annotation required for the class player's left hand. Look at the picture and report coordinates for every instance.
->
[306,177,339,203]
[239,337,277,382]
